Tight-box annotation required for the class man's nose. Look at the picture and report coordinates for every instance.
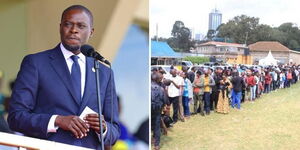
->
[70,25,78,33]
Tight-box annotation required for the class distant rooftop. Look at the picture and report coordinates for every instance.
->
[151,41,182,58]
[249,41,290,52]
[199,41,246,48]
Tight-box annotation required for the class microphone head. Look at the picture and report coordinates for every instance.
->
[80,44,94,57]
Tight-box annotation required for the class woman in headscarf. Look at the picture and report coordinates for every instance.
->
[216,74,232,114]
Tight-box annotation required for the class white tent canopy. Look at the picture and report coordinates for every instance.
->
[258,51,278,66]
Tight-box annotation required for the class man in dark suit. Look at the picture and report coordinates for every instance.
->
[8,5,120,150]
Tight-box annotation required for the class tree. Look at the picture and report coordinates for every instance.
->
[255,24,273,41]
[168,20,194,52]
[217,15,260,44]
[216,15,300,50]
[171,21,185,38]
[270,28,288,45]
[277,23,300,50]
[206,29,216,41]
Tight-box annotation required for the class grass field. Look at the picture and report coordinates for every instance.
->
[160,83,300,150]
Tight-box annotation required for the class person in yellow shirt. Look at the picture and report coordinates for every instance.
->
[200,69,215,115]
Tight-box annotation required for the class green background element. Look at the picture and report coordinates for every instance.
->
[0,0,27,95]
[183,56,209,64]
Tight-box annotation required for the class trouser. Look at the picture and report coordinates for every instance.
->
[210,90,219,110]
[272,81,277,90]
[231,91,241,109]
[182,96,190,116]
[178,96,184,121]
[193,94,204,114]
[264,84,270,93]
[241,89,245,103]
[151,110,161,147]
[204,92,211,114]
[245,88,250,101]
[287,79,292,87]
[168,96,179,122]
[276,80,279,89]
[280,81,284,88]
[250,86,256,101]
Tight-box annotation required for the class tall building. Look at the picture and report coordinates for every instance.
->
[195,33,204,41]
[209,8,222,31]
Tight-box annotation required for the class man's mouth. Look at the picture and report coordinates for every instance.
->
[67,37,80,41]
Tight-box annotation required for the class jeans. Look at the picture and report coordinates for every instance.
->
[231,90,242,109]
[264,84,270,93]
[287,80,292,87]
[182,96,190,116]
[250,86,256,101]
[204,92,211,113]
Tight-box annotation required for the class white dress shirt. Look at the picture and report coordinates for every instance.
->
[166,75,184,97]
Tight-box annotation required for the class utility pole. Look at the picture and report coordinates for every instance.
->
[156,23,158,41]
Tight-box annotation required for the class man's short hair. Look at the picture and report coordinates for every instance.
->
[61,5,94,26]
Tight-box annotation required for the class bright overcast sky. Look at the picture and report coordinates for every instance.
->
[150,0,300,38]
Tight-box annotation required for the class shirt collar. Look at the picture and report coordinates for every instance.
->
[60,43,86,63]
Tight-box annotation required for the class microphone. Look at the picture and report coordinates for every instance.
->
[81,44,111,65]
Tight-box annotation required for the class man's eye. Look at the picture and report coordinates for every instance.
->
[78,24,86,29]
[64,22,72,27]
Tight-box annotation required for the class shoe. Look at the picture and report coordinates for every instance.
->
[201,113,205,116]
[154,145,160,150]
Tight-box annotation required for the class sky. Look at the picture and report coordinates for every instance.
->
[150,0,300,38]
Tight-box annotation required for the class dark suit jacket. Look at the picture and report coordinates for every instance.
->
[8,44,120,150]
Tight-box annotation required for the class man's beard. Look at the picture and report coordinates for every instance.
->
[63,43,80,52]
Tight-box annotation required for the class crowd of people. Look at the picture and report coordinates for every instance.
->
[151,63,300,150]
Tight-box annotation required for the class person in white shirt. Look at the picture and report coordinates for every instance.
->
[166,69,183,123]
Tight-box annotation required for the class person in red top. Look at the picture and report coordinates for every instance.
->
[246,70,256,101]
[264,71,272,93]
[286,69,293,88]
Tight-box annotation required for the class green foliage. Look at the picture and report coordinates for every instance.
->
[207,29,216,41]
[217,15,260,44]
[183,56,209,64]
[167,20,194,52]
[217,15,300,50]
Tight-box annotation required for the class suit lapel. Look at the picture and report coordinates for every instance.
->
[49,45,81,106]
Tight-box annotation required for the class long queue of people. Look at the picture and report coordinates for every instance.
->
[151,64,300,150]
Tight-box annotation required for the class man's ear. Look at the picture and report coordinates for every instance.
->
[90,28,94,38]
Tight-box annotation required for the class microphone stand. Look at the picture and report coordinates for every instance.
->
[94,59,105,150]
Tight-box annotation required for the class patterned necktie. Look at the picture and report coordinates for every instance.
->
[70,55,81,103]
